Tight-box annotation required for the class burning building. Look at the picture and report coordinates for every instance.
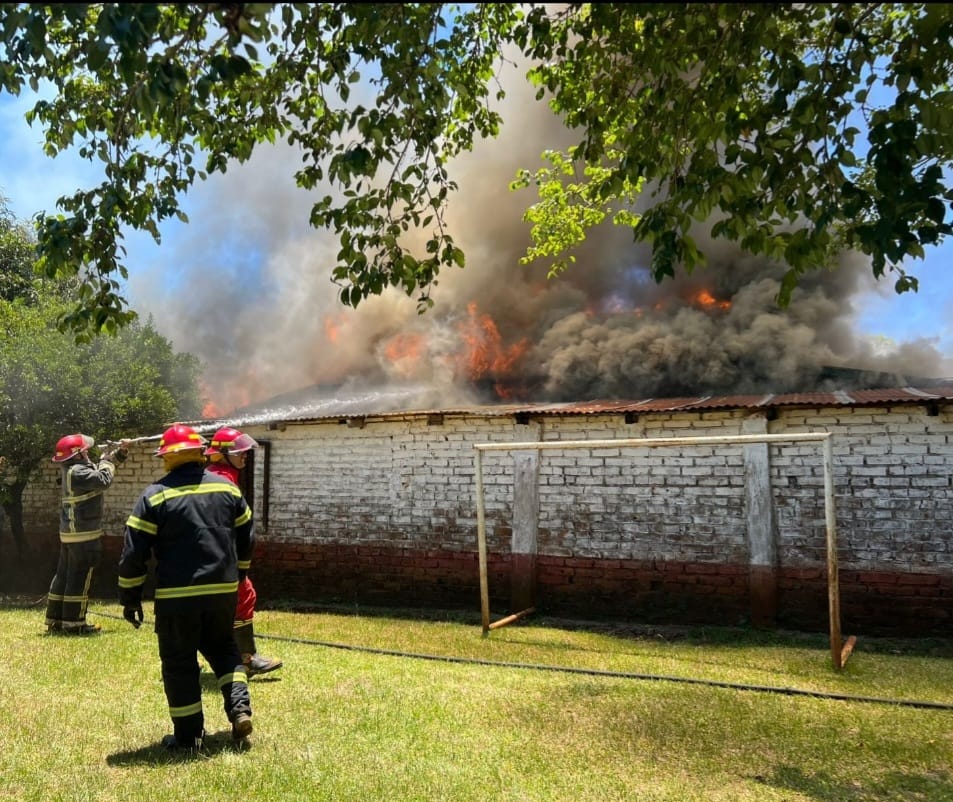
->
[11,61,943,637]
[122,61,949,421]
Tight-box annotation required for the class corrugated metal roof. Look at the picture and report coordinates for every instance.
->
[202,383,953,428]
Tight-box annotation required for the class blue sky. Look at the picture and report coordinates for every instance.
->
[2,76,953,413]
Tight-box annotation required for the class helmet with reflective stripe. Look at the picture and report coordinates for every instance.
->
[204,426,258,456]
[154,424,207,456]
[52,433,94,463]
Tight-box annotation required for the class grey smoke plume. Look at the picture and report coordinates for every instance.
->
[127,62,950,416]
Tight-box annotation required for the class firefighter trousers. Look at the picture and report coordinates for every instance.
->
[155,600,252,741]
[45,538,102,629]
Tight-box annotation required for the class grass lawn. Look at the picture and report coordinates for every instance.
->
[1,597,951,802]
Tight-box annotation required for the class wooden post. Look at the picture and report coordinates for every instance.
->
[474,432,851,668]
[823,436,843,669]
[475,449,490,635]
[488,606,537,631]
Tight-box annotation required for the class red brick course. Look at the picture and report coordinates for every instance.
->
[2,534,948,637]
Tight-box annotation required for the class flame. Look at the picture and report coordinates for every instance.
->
[456,302,529,387]
[384,332,426,363]
[324,314,345,344]
[382,332,428,379]
[200,381,254,420]
[693,289,731,311]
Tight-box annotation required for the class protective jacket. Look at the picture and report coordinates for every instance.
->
[118,462,254,615]
[58,458,117,543]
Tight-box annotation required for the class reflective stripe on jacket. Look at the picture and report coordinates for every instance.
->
[118,462,254,613]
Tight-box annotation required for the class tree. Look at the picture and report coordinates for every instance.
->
[0,201,203,562]
[0,193,40,303]
[513,4,953,305]
[0,3,950,338]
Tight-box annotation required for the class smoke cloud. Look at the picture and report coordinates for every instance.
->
[126,61,951,417]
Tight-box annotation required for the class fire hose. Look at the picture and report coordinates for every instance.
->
[86,608,953,711]
[94,433,163,450]
[95,426,221,452]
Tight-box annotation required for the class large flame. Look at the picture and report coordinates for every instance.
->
[455,302,530,397]
[369,302,534,400]
[200,280,742,418]
[384,332,428,379]
[201,381,254,419]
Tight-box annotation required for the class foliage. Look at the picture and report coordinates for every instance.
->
[0,2,520,337]
[83,317,204,432]
[513,3,953,305]
[0,199,203,555]
[0,3,951,337]
[0,192,41,303]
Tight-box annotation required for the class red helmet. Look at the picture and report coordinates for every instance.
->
[154,424,207,456]
[52,433,94,463]
[205,426,258,456]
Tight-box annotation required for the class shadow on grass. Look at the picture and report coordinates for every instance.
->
[106,730,251,766]
[757,765,953,801]
[530,616,953,660]
[7,594,952,660]
[260,598,953,660]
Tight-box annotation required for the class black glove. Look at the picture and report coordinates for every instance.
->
[114,448,128,463]
[123,604,143,629]
[238,569,248,581]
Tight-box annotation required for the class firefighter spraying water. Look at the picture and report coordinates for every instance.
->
[46,434,131,635]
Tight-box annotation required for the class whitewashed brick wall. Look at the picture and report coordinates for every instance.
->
[19,402,953,574]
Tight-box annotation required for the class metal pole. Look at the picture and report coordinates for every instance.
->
[475,449,490,635]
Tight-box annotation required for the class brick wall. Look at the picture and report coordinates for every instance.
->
[8,402,953,636]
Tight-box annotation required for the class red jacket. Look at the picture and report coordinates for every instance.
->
[207,461,257,619]
[206,461,240,485]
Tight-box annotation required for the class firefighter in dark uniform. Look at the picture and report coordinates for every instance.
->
[118,423,255,753]
[46,433,128,634]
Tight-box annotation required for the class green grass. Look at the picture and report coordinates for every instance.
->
[1,598,951,802]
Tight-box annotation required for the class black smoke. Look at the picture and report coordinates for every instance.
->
[125,59,950,416]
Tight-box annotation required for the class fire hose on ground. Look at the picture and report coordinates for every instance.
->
[88,610,953,712]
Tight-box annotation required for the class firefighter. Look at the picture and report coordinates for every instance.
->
[205,426,283,677]
[46,433,128,635]
[118,423,255,753]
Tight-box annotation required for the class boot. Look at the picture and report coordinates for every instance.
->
[162,732,205,756]
[235,621,283,677]
[231,712,253,741]
[62,621,101,635]
[246,652,283,676]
